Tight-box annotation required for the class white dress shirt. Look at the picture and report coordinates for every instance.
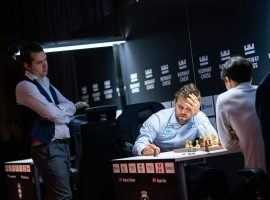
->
[16,71,76,139]
[216,82,266,170]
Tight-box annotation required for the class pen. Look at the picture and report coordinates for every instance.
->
[148,140,158,157]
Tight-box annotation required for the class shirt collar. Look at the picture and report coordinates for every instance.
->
[25,71,49,84]
[235,82,251,89]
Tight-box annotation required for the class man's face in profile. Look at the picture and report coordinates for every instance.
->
[174,97,193,124]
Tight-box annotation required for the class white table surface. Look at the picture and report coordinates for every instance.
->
[113,148,240,162]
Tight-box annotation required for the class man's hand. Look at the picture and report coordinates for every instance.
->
[229,129,239,140]
[142,144,160,156]
[185,93,200,116]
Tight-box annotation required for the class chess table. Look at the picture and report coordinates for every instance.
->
[112,147,241,200]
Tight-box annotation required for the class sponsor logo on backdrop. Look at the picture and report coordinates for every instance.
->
[160,64,172,86]
[198,55,212,79]
[219,50,231,69]
[209,117,217,130]
[201,96,215,116]
[177,59,190,83]
[92,83,100,102]
[103,80,113,99]
[199,55,209,66]
[244,43,259,68]
[244,43,255,55]
[129,73,140,93]
[144,68,155,90]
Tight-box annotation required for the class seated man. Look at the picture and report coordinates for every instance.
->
[133,83,229,200]
[132,83,217,156]
[216,56,266,171]
[216,56,266,199]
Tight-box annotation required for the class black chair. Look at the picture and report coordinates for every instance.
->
[237,168,270,200]
[116,102,165,157]
[80,105,118,200]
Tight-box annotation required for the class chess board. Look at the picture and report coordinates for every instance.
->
[173,145,224,153]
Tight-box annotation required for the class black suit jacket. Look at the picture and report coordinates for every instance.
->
[256,73,270,173]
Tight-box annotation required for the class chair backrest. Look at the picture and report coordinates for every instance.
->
[80,105,118,200]
[116,102,165,157]
[237,168,270,199]
[86,105,116,122]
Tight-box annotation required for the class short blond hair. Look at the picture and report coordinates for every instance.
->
[174,83,201,102]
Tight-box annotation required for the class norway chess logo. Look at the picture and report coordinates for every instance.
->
[141,191,149,200]
[220,50,230,61]
[161,64,169,74]
[145,69,153,79]
[199,55,208,66]
[178,59,187,70]
[244,43,255,55]
[130,73,138,83]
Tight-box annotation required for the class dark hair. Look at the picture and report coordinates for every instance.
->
[221,56,252,83]
[174,83,201,102]
[20,42,44,65]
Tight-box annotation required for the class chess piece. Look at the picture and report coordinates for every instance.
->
[185,140,189,148]
[199,137,204,147]
[212,133,218,146]
[195,140,200,149]
[188,141,193,148]
[205,140,209,152]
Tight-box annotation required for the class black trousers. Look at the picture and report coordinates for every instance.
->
[186,165,230,200]
[31,142,72,200]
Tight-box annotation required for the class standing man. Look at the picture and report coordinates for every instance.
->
[16,42,76,200]
[216,56,266,171]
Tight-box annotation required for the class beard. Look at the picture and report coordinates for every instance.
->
[177,114,189,124]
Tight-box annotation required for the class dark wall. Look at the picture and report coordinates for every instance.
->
[187,0,270,96]
[74,0,270,108]
[74,47,121,107]
[117,0,193,104]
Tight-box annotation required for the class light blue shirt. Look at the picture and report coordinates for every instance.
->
[132,108,217,155]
